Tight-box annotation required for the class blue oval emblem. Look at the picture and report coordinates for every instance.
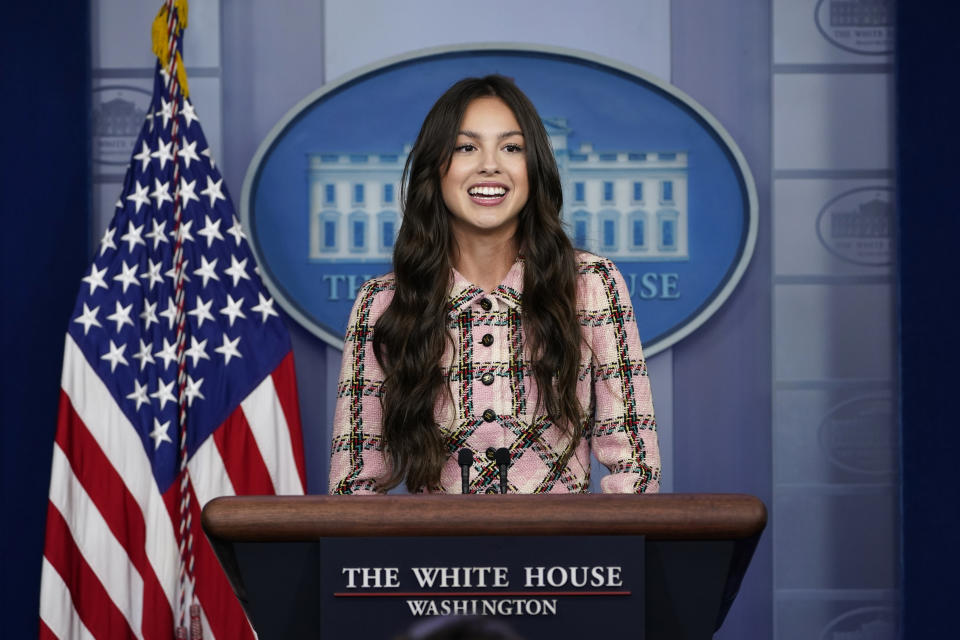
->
[243,46,757,354]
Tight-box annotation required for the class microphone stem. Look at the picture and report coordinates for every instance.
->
[458,449,474,494]
[495,448,510,494]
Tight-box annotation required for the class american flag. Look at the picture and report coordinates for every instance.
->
[39,4,306,638]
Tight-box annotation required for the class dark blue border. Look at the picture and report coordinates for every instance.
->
[1,4,91,636]
[897,3,960,636]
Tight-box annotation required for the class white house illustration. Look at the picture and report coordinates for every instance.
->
[308,119,688,262]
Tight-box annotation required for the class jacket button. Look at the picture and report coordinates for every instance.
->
[485,447,497,461]
[481,333,494,347]
[485,487,498,494]
[482,408,496,422]
[479,298,492,311]
[480,372,494,386]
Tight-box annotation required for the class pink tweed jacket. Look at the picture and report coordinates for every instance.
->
[328,253,660,494]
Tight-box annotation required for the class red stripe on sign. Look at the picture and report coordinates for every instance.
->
[214,406,275,495]
[272,351,308,489]
[163,478,256,639]
[43,503,137,639]
[54,391,176,639]
[334,590,633,597]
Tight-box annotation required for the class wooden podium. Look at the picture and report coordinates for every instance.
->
[202,494,766,639]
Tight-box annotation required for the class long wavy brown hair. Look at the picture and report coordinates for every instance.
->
[373,75,583,492]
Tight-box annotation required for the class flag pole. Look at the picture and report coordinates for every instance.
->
[152,1,201,637]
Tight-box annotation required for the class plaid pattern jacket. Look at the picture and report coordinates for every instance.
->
[328,253,660,494]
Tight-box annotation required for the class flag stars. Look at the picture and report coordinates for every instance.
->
[73,303,102,335]
[99,226,117,256]
[215,334,242,365]
[126,379,150,411]
[251,292,279,323]
[158,97,174,129]
[120,221,146,252]
[140,299,159,331]
[219,294,246,326]
[226,216,247,246]
[82,264,109,295]
[224,255,250,287]
[201,147,215,169]
[132,338,155,372]
[149,417,173,450]
[179,177,200,209]
[170,219,195,244]
[154,337,178,370]
[159,297,179,330]
[164,259,190,285]
[197,215,224,247]
[112,261,140,294]
[145,218,169,249]
[133,140,152,172]
[194,256,220,287]
[150,178,173,209]
[151,379,177,410]
[106,300,134,333]
[100,340,129,372]
[127,181,151,214]
[179,137,200,169]
[188,296,215,328]
[151,139,174,170]
[185,336,210,367]
[200,176,226,208]
[140,258,164,291]
[181,99,198,128]
[185,375,205,407]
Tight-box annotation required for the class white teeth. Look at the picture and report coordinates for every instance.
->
[469,186,507,197]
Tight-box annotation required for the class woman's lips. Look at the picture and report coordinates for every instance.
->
[468,183,509,206]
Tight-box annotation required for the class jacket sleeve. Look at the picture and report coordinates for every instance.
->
[584,260,661,493]
[328,278,393,494]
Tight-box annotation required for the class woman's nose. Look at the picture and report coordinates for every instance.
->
[478,148,500,174]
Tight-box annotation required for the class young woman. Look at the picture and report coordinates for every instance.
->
[328,75,659,494]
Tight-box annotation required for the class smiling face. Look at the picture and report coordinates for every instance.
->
[440,96,530,243]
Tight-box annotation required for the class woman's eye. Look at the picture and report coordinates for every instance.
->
[504,143,524,153]
[454,144,476,152]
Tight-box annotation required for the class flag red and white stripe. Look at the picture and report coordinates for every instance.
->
[41,341,305,639]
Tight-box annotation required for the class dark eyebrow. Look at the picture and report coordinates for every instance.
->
[458,129,524,140]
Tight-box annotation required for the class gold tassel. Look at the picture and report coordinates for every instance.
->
[175,0,189,30]
[151,5,169,64]
[150,2,191,98]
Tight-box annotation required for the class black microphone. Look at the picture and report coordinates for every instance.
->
[458,449,474,494]
[494,448,510,494]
